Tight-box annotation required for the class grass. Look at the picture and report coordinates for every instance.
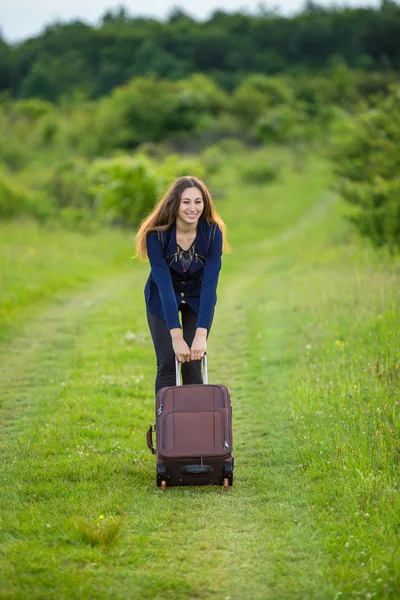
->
[0,220,134,341]
[75,515,123,547]
[0,145,399,599]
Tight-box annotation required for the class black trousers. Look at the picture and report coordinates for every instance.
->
[147,303,211,395]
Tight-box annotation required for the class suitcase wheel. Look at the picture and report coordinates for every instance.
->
[157,464,168,488]
[220,462,234,487]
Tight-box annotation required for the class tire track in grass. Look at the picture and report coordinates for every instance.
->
[252,191,336,253]
[202,194,339,598]
[0,272,138,431]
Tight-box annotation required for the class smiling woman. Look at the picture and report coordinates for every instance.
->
[135,175,229,395]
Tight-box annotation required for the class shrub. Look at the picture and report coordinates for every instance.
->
[10,98,54,121]
[254,105,306,143]
[88,152,206,227]
[232,75,294,127]
[332,86,400,252]
[75,515,122,548]
[88,154,159,227]
[0,166,54,221]
[40,157,91,209]
[0,168,27,218]
[156,153,205,185]
[201,145,225,175]
[241,160,281,185]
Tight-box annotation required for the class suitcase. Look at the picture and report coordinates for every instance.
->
[146,354,234,490]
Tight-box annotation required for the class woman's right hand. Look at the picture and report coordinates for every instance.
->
[170,330,191,363]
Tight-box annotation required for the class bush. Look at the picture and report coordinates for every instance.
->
[87,152,205,227]
[88,154,159,227]
[0,166,53,221]
[232,75,294,127]
[201,145,225,175]
[0,168,27,218]
[156,154,205,185]
[241,160,281,185]
[332,86,400,252]
[40,157,91,209]
[339,177,400,250]
[10,98,54,121]
[254,105,306,143]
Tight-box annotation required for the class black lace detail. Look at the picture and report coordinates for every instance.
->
[177,242,195,273]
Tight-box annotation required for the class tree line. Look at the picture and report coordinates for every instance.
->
[1,1,400,102]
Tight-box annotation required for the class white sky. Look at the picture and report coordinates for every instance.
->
[1,0,381,43]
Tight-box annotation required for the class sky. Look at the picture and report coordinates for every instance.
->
[1,0,381,43]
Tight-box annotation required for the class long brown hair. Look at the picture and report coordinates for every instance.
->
[135,176,230,260]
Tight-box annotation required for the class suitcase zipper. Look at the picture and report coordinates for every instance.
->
[158,451,231,462]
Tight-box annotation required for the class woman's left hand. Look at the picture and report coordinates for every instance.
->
[190,329,207,361]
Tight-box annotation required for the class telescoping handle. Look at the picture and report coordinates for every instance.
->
[175,352,208,386]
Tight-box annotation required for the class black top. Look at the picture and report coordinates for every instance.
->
[177,242,195,273]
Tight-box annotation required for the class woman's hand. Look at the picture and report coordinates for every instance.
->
[190,328,207,361]
[170,329,191,363]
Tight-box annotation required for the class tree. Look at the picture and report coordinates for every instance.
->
[333,86,400,252]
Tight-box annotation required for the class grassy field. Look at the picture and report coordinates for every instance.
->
[0,147,399,599]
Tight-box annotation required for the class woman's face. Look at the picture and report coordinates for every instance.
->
[177,186,204,226]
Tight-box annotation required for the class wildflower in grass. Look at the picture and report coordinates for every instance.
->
[76,514,122,548]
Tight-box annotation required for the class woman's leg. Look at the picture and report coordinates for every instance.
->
[146,308,176,396]
[180,304,212,385]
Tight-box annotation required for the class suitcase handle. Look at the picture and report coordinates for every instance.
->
[175,352,208,386]
[181,465,213,475]
[146,424,155,454]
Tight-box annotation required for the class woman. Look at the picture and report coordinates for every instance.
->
[135,176,229,395]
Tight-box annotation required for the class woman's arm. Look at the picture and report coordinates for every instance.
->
[147,233,192,362]
[196,225,223,331]
[190,226,222,361]
[146,232,181,331]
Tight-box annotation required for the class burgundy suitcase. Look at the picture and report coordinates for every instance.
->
[146,354,234,490]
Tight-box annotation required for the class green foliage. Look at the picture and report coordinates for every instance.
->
[241,160,281,184]
[254,105,306,143]
[333,86,400,251]
[0,69,398,174]
[0,62,399,240]
[10,98,54,120]
[88,155,159,226]
[3,5,400,100]
[41,157,91,209]
[60,75,230,154]
[87,153,205,227]
[0,166,27,218]
[156,153,205,183]
[75,515,123,548]
[0,165,52,221]
[0,147,206,228]
[232,75,294,127]
[201,145,225,175]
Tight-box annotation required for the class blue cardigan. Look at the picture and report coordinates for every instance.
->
[145,219,222,331]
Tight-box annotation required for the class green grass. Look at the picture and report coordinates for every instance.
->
[0,220,134,341]
[0,146,399,599]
